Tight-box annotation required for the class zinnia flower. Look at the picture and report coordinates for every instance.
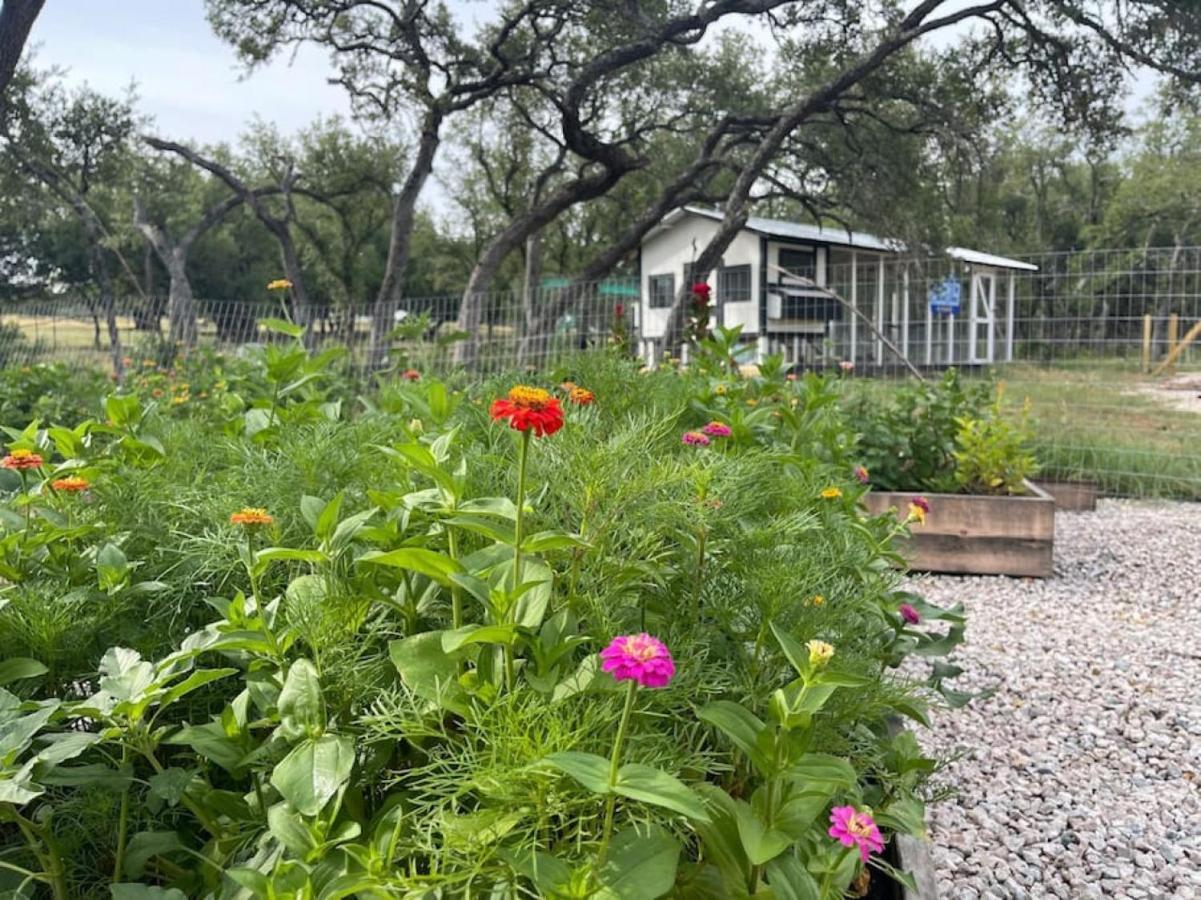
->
[899,603,921,625]
[806,639,834,668]
[600,634,675,688]
[230,507,273,526]
[828,806,885,862]
[267,278,293,291]
[401,369,421,381]
[1,449,44,470]
[691,282,711,301]
[568,386,595,406]
[805,594,825,607]
[614,303,625,317]
[51,477,89,492]
[908,496,930,525]
[839,360,855,373]
[701,421,732,438]
[682,431,710,447]
[820,486,842,500]
[854,465,869,484]
[489,386,565,437]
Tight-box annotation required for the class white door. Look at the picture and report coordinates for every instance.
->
[968,270,997,363]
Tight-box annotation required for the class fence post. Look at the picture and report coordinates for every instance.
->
[1168,313,1179,373]
[1142,314,1152,373]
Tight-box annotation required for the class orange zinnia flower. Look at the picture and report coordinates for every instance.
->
[489,386,564,436]
[568,386,595,406]
[1,449,44,470]
[230,507,274,526]
[401,369,421,382]
[51,476,90,492]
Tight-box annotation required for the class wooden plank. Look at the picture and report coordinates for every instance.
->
[1151,319,1201,377]
[1036,480,1098,512]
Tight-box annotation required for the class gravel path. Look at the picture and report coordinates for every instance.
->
[915,500,1201,900]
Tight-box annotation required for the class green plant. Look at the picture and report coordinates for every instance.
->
[952,387,1039,495]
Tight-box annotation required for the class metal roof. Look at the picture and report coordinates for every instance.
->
[945,246,1040,271]
[682,206,903,252]
[661,207,1039,271]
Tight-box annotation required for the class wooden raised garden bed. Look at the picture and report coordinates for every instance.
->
[862,480,1054,577]
[1034,479,1098,512]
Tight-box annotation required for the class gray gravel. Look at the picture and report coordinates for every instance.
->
[913,500,1201,900]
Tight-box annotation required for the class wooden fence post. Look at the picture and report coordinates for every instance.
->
[1142,314,1152,373]
[1168,313,1179,374]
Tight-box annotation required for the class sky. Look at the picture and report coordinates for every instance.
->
[30,0,356,146]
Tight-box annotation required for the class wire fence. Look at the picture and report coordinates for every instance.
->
[3,248,1201,499]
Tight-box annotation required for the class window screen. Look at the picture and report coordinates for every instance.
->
[719,264,752,303]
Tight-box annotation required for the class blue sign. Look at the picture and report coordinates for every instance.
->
[928,277,961,315]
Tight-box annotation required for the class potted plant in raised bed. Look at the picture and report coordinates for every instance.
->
[851,372,1054,577]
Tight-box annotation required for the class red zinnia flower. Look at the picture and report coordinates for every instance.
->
[1,449,43,470]
[401,369,421,381]
[691,282,711,299]
[614,303,625,317]
[51,476,90,492]
[568,386,595,406]
[489,386,565,437]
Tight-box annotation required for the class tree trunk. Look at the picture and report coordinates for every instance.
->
[0,0,45,116]
[516,232,544,365]
[165,250,198,347]
[81,217,123,380]
[366,111,443,370]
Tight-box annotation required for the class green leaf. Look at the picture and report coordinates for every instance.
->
[456,496,517,519]
[769,621,811,679]
[0,658,48,686]
[278,658,326,741]
[520,530,589,553]
[259,317,304,338]
[157,668,238,710]
[122,831,183,878]
[615,764,710,822]
[315,492,344,540]
[360,547,463,585]
[764,854,820,900]
[268,801,319,857]
[542,751,611,793]
[300,495,326,531]
[596,826,680,900]
[734,800,791,865]
[440,623,518,653]
[785,754,857,791]
[254,547,330,566]
[147,768,194,806]
[445,514,516,545]
[270,733,355,816]
[697,701,771,774]
[388,633,470,717]
[96,543,129,592]
[815,671,873,688]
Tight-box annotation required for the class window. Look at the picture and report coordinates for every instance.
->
[779,295,840,321]
[778,247,816,282]
[719,264,752,303]
[648,273,675,308]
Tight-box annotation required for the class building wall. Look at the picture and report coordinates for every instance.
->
[639,215,761,342]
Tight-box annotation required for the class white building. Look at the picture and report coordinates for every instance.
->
[637,206,1037,367]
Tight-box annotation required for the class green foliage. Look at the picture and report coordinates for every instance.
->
[952,389,1039,495]
[0,350,965,898]
[849,370,992,493]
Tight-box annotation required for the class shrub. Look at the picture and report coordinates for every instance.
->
[0,350,966,898]
[953,386,1039,495]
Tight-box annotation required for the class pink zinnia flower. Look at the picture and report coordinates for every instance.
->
[828,806,885,862]
[682,431,710,447]
[600,634,675,688]
[839,360,855,372]
[910,496,930,514]
[854,465,869,484]
[701,421,732,438]
[899,603,920,625]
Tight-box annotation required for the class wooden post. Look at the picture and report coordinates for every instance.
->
[1142,314,1152,373]
[1167,313,1179,372]
[1151,320,1201,377]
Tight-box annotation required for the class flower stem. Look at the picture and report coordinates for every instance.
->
[596,680,638,869]
[447,526,463,631]
[506,429,532,690]
[112,747,131,883]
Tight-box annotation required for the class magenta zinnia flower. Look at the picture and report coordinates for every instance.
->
[600,634,675,688]
[701,421,732,438]
[854,465,869,484]
[910,496,930,514]
[681,431,710,447]
[828,806,885,862]
[899,603,920,625]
